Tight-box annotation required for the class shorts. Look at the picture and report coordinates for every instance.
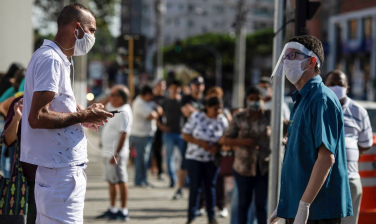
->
[103,156,128,184]
[35,165,87,224]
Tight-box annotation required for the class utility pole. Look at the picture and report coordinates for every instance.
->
[128,36,135,97]
[231,0,247,109]
[295,0,308,36]
[155,0,166,80]
[268,0,286,221]
[73,0,88,108]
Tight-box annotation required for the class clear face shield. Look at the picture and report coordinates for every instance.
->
[270,42,321,84]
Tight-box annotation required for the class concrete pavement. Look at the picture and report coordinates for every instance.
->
[84,130,233,224]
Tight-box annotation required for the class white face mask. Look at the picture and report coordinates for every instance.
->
[283,58,309,84]
[74,25,95,56]
[328,85,347,100]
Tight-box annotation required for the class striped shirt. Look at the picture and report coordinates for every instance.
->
[342,97,373,179]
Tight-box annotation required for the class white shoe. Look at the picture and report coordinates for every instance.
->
[196,208,205,216]
[219,208,228,218]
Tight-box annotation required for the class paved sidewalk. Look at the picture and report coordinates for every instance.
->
[84,131,232,224]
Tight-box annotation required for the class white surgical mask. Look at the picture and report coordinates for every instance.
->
[328,85,347,100]
[74,25,95,56]
[283,58,309,84]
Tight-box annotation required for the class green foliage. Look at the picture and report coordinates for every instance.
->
[163,28,274,75]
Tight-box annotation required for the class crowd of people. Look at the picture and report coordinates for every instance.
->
[0,3,373,224]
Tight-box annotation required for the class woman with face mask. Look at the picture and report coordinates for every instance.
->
[182,96,229,224]
[220,86,272,224]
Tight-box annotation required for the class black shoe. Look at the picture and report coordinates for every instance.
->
[95,209,115,219]
[109,211,130,221]
[172,189,183,200]
[208,219,218,224]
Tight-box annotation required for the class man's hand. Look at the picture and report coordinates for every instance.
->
[82,103,113,125]
[267,206,280,224]
[81,103,112,131]
[293,201,310,224]
[110,156,119,165]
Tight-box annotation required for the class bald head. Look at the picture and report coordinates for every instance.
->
[325,69,348,88]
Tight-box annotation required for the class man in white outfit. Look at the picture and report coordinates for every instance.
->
[21,3,113,223]
[96,85,133,221]
[325,70,373,224]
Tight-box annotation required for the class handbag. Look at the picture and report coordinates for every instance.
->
[0,136,29,224]
[219,150,235,176]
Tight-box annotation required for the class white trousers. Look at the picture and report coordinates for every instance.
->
[35,165,87,224]
[342,178,362,224]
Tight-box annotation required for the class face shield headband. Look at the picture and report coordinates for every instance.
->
[269,42,321,84]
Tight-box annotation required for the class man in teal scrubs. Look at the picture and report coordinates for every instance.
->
[268,35,352,224]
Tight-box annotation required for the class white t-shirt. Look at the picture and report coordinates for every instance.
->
[101,103,133,158]
[182,111,229,162]
[21,40,87,168]
[131,96,156,137]
[342,97,373,179]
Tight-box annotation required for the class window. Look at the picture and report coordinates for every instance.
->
[201,26,208,32]
[188,20,195,28]
[178,3,184,11]
[364,17,373,39]
[175,19,181,26]
[213,5,225,13]
[348,20,358,40]
[167,3,173,10]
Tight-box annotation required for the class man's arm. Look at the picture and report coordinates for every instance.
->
[28,91,113,129]
[219,137,257,148]
[301,143,335,203]
[359,146,371,157]
[181,104,196,118]
[146,110,159,120]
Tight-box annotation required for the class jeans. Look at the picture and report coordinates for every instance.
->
[163,132,183,187]
[130,136,153,186]
[230,179,255,224]
[152,129,164,176]
[1,143,16,178]
[187,159,220,222]
[233,170,268,224]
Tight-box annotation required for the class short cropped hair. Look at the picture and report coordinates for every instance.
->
[288,35,324,74]
[57,3,96,28]
[245,86,262,98]
[140,85,153,96]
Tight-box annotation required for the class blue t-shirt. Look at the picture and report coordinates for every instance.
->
[277,76,353,220]
[0,87,15,103]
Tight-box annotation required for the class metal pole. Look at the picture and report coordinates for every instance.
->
[216,55,222,87]
[231,0,247,108]
[268,0,286,221]
[128,36,135,97]
[73,0,88,109]
[294,0,308,36]
[155,0,165,80]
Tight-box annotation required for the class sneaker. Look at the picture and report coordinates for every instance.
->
[208,218,218,224]
[172,189,183,200]
[109,211,130,221]
[95,209,115,219]
[196,208,205,217]
[219,208,229,218]
[186,221,194,224]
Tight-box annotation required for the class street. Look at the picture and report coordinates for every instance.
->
[84,131,232,224]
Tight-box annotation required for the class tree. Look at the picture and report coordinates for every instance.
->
[163,28,274,77]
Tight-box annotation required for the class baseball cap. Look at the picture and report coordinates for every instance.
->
[190,76,205,85]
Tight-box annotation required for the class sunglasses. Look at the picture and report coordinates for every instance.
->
[283,50,310,61]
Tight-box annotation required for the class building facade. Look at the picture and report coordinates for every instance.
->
[127,0,274,74]
[306,0,376,101]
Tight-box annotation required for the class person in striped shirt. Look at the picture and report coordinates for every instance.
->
[325,69,373,224]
